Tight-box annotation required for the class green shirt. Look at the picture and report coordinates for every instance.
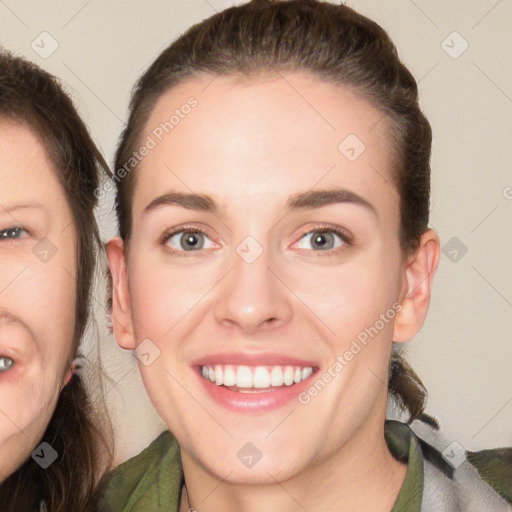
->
[94,420,512,511]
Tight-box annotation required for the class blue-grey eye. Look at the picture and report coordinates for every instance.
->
[296,230,345,251]
[165,230,214,252]
[0,357,14,371]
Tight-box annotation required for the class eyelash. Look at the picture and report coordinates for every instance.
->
[159,223,354,258]
[0,226,27,241]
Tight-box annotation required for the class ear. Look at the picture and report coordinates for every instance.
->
[393,229,440,343]
[61,368,73,389]
[106,236,136,350]
[60,358,78,390]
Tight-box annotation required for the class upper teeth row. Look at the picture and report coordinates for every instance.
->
[201,364,313,388]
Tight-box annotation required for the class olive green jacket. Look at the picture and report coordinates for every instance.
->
[94,420,512,511]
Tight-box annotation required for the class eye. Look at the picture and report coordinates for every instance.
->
[295,226,352,253]
[161,227,215,254]
[0,227,25,240]
[0,356,14,372]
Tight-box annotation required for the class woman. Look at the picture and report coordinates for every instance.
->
[101,1,512,510]
[0,51,112,511]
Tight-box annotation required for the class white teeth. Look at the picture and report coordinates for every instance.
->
[214,365,223,385]
[284,366,294,386]
[200,363,314,389]
[270,366,284,386]
[223,365,236,386]
[253,366,271,388]
[301,367,313,380]
[236,366,253,388]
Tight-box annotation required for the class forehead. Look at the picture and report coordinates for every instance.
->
[133,72,399,222]
[0,121,72,215]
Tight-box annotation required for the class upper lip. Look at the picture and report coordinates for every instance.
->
[191,352,319,368]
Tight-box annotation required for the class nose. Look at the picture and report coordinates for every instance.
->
[213,242,293,334]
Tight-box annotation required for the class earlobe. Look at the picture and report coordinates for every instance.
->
[61,358,78,389]
[62,368,73,389]
[393,229,441,343]
[106,237,136,350]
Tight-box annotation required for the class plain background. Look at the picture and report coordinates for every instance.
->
[1,0,511,465]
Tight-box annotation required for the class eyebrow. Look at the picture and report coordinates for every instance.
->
[0,202,47,215]
[143,187,377,217]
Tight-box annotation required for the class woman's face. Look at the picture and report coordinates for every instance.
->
[0,122,77,481]
[110,72,424,482]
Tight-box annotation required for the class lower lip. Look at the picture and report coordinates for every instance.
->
[194,367,317,412]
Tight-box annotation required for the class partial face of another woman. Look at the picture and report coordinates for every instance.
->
[110,72,436,483]
[0,122,76,481]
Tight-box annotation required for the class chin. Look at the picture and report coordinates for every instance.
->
[185,437,314,484]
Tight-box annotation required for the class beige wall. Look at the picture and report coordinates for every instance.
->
[1,0,511,464]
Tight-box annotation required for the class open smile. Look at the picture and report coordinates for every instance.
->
[192,355,319,411]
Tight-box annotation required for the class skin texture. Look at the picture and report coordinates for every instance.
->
[0,122,76,482]
[108,72,440,512]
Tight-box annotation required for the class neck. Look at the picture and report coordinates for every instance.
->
[179,415,408,512]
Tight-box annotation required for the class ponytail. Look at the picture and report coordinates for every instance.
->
[388,348,439,429]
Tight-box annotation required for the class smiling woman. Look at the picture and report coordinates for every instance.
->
[0,51,112,511]
[98,1,511,511]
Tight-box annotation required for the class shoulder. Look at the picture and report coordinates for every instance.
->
[93,430,183,512]
[467,446,512,505]
[408,419,512,511]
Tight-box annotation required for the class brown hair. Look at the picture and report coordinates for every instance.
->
[0,51,113,510]
[112,0,436,426]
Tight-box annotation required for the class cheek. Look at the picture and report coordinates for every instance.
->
[284,254,400,345]
[0,254,76,445]
[22,263,76,346]
[306,250,401,397]
[129,252,216,340]
[127,254,224,424]
[0,360,62,462]
[1,366,61,427]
